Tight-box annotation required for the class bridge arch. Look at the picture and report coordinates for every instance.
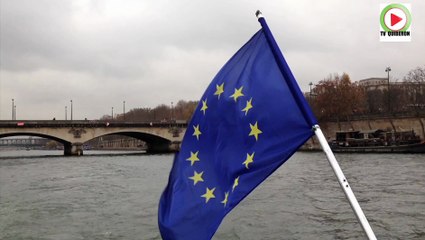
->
[0,132,68,145]
[0,132,84,155]
[92,131,175,153]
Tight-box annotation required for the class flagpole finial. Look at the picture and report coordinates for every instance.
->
[255,10,264,19]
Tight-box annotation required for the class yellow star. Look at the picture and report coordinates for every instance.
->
[232,176,239,192]
[189,171,204,185]
[242,152,255,169]
[192,124,201,140]
[186,151,200,166]
[230,86,244,102]
[201,187,216,203]
[249,121,262,141]
[200,99,208,115]
[221,192,229,207]
[214,83,224,99]
[242,98,253,115]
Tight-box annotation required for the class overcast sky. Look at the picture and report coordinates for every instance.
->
[1,0,424,120]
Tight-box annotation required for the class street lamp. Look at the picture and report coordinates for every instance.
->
[65,106,68,120]
[309,82,313,100]
[70,100,73,120]
[385,67,391,113]
[111,107,114,120]
[171,101,174,122]
[123,101,126,121]
[11,99,14,120]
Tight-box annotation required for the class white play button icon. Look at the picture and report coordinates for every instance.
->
[383,7,407,31]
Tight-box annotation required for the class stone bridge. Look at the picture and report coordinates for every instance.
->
[0,120,187,155]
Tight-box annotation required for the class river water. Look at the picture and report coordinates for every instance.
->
[0,150,424,240]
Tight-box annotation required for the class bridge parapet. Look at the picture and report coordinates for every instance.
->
[0,120,187,128]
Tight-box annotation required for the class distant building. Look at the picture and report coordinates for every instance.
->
[358,77,425,93]
[357,77,425,111]
[358,77,389,91]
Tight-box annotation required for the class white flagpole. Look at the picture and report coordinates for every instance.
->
[313,125,377,240]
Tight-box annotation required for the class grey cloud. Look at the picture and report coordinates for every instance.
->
[1,0,424,120]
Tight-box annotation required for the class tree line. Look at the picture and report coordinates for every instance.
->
[100,100,198,122]
[308,65,425,122]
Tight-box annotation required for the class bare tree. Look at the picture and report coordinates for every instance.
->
[403,66,425,113]
[312,73,366,122]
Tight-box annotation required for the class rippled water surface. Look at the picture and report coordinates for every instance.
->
[1,150,424,239]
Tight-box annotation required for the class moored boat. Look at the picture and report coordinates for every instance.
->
[330,129,425,153]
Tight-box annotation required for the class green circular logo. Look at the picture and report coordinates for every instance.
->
[380,3,411,32]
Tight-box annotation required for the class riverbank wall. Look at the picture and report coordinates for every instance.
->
[302,116,425,150]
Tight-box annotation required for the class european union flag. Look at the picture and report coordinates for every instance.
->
[159,15,318,240]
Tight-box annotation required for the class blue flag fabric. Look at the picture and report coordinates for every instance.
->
[159,25,318,240]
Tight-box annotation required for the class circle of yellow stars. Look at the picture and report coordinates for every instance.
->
[185,82,263,207]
